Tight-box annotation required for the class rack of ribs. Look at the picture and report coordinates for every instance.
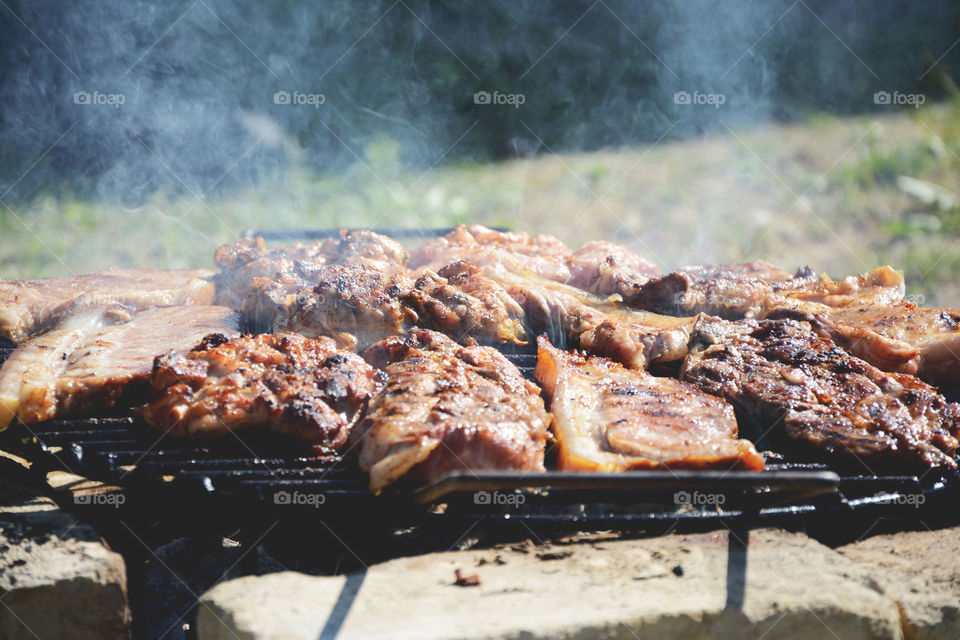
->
[680,317,960,471]
[535,336,764,471]
[355,329,550,493]
[146,332,383,450]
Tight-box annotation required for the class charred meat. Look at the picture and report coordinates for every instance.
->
[356,329,549,493]
[680,317,960,470]
[146,333,382,450]
[535,337,764,471]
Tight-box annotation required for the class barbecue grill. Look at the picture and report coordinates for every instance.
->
[2,227,957,555]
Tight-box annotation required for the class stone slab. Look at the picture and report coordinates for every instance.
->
[198,528,903,640]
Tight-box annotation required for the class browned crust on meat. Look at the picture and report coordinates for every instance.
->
[146,332,383,451]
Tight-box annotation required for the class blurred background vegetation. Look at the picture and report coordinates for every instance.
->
[1,1,960,302]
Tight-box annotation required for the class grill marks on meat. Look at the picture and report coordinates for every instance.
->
[409,224,659,298]
[680,318,960,470]
[146,333,382,450]
[0,268,216,343]
[535,337,764,471]
[0,305,240,429]
[767,294,960,385]
[356,329,549,493]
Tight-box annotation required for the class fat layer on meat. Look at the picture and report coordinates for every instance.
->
[0,305,240,428]
[535,337,764,471]
[680,317,960,471]
[0,268,215,343]
[356,328,549,493]
[146,333,383,450]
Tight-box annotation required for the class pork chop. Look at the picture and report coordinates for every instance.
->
[356,329,549,493]
[535,337,764,471]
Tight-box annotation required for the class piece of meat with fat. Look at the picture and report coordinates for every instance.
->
[0,268,216,343]
[410,224,659,298]
[0,305,240,429]
[535,337,764,471]
[145,333,383,450]
[769,301,960,384]
[679,317,960,471]
[634,262,904,322]
[355,329,549,493]
[502,275,696,369]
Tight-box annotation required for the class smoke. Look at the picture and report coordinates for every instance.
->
[0,0,957,205]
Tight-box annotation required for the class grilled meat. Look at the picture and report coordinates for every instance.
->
[214,230,408,309]
[632,261,811,318]
[0,268,215,343]
[410,224,659,298]
[770,301,960,384]
[535,337,764,471]
[0,305,239,429]
[502,277,695,368]
[243,262,527,351]
[356,329,549,493]
[566,240,661,302]
[146,333,382,449]
[680,317,960,470]
[242,264,416,350]
[634,262,904,323]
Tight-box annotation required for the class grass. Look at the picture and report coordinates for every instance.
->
[4,98,960,304]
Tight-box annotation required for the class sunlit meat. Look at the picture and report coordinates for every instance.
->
[146,333,383,450]
[0,305,240,429]
[0,268,216,343]
[680,317,960,470]
[535,337,764,471]
[356,329,549,493]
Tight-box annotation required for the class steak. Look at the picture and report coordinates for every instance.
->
[0,268,215,343]
[679,317,960,470]
[356,329,549,493]
[146,333,383,450]
[0,305,240,428]
[535,337,764,471]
